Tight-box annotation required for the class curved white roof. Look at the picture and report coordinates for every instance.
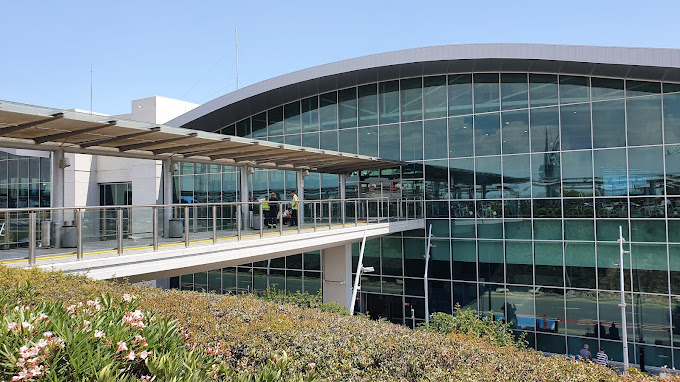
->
[168,43,680,131]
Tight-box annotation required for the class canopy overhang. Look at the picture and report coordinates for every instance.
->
[0,100,403,174]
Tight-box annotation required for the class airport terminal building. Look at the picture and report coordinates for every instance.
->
[167,44,680,366]
[2,44,680,366]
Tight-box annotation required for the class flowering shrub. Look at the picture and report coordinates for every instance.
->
[1,267,679,381]
[257,287,350,315]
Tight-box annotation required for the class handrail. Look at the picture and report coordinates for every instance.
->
[0,197,424,266]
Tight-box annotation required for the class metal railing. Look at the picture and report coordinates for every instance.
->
[0,198,423,265]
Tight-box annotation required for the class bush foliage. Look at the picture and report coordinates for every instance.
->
[0,266,677,381]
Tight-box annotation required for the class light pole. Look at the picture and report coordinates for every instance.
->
[424,224,433,325]
[618,225,630,372]
[350,231,375,315]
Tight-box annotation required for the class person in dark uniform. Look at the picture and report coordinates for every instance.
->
[269,192,279,228]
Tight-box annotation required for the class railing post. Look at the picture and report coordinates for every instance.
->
[117,208,123,255]
[28,212,36,266]
[212,204,217,244]
[313,202,317,232]
[4,211,9,250]
[342,200,346,228]
[406,200,409,220]
[279,202,283,237]
[152,207,158,251]
[236,204,242,241]
[259,204,264,239]
[354,200,358,227]
[328,200,332,230]
[76,209,83,260]
[366,200,369,223]
[184,206,189,248]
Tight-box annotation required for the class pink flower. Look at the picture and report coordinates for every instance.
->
[122,293,136,302]
[116,341,128,353]
[21,322,33,331]
[7,322,18,331]
[140,376,151,381]
[94,330,106,339]
[65,305,77,315]
[138,350,151,360]
[134,335,146,343]
[42,331,52,338]
[36,339,48,348]
[126,351,136,360]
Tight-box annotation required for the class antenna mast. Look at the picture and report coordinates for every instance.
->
[90,64,93,114]
[235,26,239,90]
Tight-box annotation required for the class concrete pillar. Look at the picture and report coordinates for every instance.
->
[240,166,250,228]
[339,174,347,220]
[322,243,353,309]
[162,159,174,237]
[51,149,65,248]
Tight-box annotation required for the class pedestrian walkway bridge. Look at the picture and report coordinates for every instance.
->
[0,198,424,282]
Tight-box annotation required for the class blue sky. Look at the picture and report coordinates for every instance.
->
[1,0,679,116]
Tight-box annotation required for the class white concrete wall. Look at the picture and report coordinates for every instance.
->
[64,153,98,207]
[322,244,353,309]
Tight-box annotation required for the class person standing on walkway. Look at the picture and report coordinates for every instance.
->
[579,344,593,361]
[595,348,608,366]
[269,192,279,228]
[290,191,299,226]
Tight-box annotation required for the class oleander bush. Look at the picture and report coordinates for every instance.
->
[0,266,677,381]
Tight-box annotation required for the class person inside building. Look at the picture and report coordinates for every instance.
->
[289,190,299,226]
[579,344,592,361]
[260,196,270,227]
[595,348,608,366]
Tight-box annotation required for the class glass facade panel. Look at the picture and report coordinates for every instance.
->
[284,102,301,134]
[448,74,473,116]
[664,93,680,144]
[338,88,357,129]
[423,119,447,159]
[358,84,378,127]
[501,73,528,110]
[301,96,319,133]
[560,103,591,150]
[529,74,558,107]
[473,73,499,113]
[592,100,625,148]
[379,124,400,161]
[559,75,589,104]
[474,113,501,156]
[401,122,422,161]
[401,77,422,122]
[448,116,473,158]
[592,77,624,101]
[594,149,627,197]
[501,109,530,154]
[530,106,560,153]
[628,146,664,196]
[423,76,447,119]
[319,92,338,131]
[379,81,400,124]
[627,95,663,146]
[502,155,531,198]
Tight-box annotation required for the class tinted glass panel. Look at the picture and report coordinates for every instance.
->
[626,80,661,97]
[475,156,502,199]
[338,88,357,129]
[561,150,593,197]
[338,128,357,154]
[358,84,378,127]
[667,146,680,195]
[379,81,400,124]
[358,126,378,157]
[502,155,531,198]
[594,149,627,197]
[448,74,473,116]
[529,74,558,107]
[401,78,422,122]
[627,95,663,146]
[560,103,591,150]
[628,146,664,196]
[592,77,624,101]
[424,119,447,159]
[401,122,423,161]
[474,113,500,156]
[592,100,625,148]
[501,73,528,110]
[267,106,283,136]
[532,152,561,198]
[252,112,267,138]
[379,124,400,161]
[319,92,338,131]
[664,93,680,144]
[501,109,529,154]
[423,76,447,119]
[530,106,560,152]
[284,102,301,134]
[473,73,499,113]
[301,96,319,133]
[559,75,589,104]
[449,116,473,158]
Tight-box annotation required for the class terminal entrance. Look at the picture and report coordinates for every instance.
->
[359,293,404,325]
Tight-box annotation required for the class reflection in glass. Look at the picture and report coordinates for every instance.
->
[530,106,560,152]
[560,103,591,150]
[664,93,680,144]
[448,74,473,116]
[592,100,625,148]
[449,158,474,199]
[339,128,357,154]
[501,73,528,110]
[401,122,423,161]
[501,110,529,154]
[379,124,400,161]
[529,74,558,107]
[267,106,284,136]
[474,113,501,156]
[284,102,301,134]
[628,146,664,196]
[559,75,589,104]
[319,92,338,131]
[506,241,533,285]
[565,290,597,336]
[502,155,531,198]
[452,240,476,281]
[424,161,449,200]
[401,78,422,122]
[627,95,663,146]
[531,152,561,198]
[301,96,319,133]
[474,73,500,113]
[449,116,473,158]
[424,119,447,159]
[592,77,624,101]
[561,150,593,197]
[475,156,502,199]
[535,242,564,287]
[379,81,400,124]
[594,149,627,197]
[424,76,447,119]
[626,80,661,97]
[358,84,378,127]
[565,242,596,289]
[338,88,357,129]
[358,126,378,157]
[534,288,565,334]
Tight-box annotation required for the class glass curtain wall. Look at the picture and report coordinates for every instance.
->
[174,73,680,367]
